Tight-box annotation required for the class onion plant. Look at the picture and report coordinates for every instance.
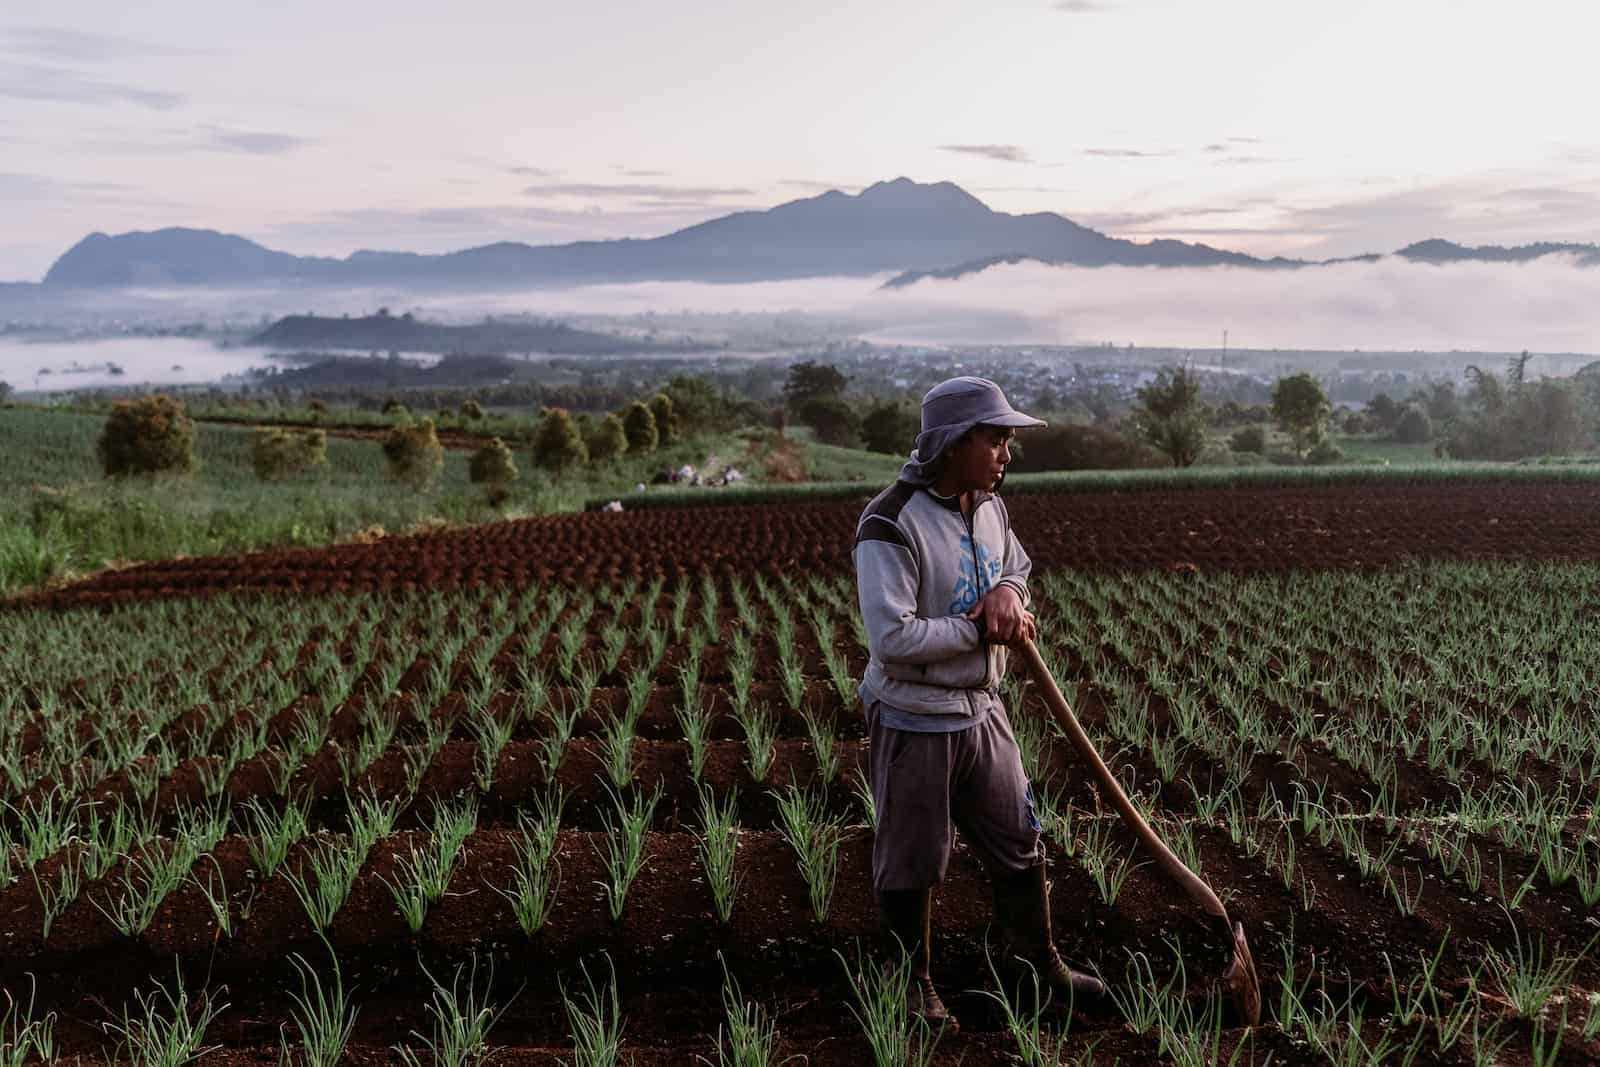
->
[675,699,712,783]
[385,794,478,932]
[696,785,741,924]
[800,709,839,786]
[735,703,778,784]
[561,955,625,1067]
[100,961,227,1067]
[835,945,944,1065]
[774,786,847,923]
[595,783,660,922]
[280,948,358,1067]
[30,850,84,939]
[492,802,563,938]
[394,954,519,1067]
[283,835,364,932]
[242,794,311,878]
[0,974,57,1067]
[700,956,797,1067]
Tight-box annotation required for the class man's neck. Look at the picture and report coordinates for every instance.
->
[929,479,973,517]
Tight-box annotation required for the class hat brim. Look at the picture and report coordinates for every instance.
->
[980,411,1048,429]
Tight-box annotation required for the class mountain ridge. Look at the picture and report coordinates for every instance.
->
[41,178,1600,288]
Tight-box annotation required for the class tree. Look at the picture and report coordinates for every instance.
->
[798,395,861,447]
[861,401,921,455]
[1229,426,1265,454]
[587,413,628,462]
[459,399,484,420]
[532,407,588,472]
[252,427,328,480]
[647,393,678,445]
[1132,365,1206,468]
[381,418,444,488]
[1392,406,1432,444]
[622,401,658,453]
[97,394,197,477]
[0,380,12,404]
[468,437,518,485]
[663,375,744,433]
[1271,373,1331,456]
[782,361,848,416]
[1367,393,1401,431]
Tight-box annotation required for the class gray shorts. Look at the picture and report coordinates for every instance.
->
[866,700,1043,891]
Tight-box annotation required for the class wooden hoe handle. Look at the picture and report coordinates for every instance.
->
[1016,637,1231,925]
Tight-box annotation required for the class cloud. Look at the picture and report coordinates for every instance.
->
[1082,147,1171,158]
[777,178,863,192]
[201,126,314,155]
[1,25,207,62]
[510,166,557,177]
[520,182,756,202]
[872,256,1600,353]
[939,144,1033,164]
[0,64,184,109]
[258,199,743,254]
[617,167,666,177]
[1214,155,1298,166]
[1052,1,1108,12]
[0,171,160,202]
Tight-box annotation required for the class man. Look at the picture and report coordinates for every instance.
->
[853,377,1104,1032]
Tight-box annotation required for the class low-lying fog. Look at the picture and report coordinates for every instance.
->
[4,255,1598,390]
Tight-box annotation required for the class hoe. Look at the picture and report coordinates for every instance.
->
[1018,637,1263,1027]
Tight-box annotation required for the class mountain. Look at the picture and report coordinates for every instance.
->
[43,179,1600,289]
[42,178,1290,288]
[1395,238,1600,267]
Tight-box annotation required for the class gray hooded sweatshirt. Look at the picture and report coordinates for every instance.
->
[852,480,1033,720]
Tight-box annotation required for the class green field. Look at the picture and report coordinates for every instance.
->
[0,407,902,595]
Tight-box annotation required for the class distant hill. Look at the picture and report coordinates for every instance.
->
[250,312,709,355]
[42,178,1295,288]
[42,178,1600,290]
[1395,238,1600,267]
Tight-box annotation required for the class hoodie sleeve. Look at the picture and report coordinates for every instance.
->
[993,500,1032,609]
[854,534,982,665]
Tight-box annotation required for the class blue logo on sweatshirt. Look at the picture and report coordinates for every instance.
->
[949,535,1002,614]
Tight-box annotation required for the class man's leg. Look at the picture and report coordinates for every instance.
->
[949,703,1105,1007]
[867,703,960,1032]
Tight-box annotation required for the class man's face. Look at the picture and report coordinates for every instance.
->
[943,424,1016,492]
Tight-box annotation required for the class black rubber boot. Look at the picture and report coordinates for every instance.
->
[879,888,959,1034]
[990,863,1106,1008]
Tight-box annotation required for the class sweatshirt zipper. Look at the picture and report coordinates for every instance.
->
[963,497,995,692]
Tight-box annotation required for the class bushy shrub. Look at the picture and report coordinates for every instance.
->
[622,401,658,453]
[460,399,484,420]
[382,418,444,487]
[861,401,920,455]
[647,394,677,445]
[252,427,328,480]
[0,381,13,405]
[97,394,197,477]
[1005,424,1164,472]
[533,407,588,472]
[469,437,518,485]
[587,413,628,462]
[1306,439,1345,465]
[1229,426,1266,454]
[798,395,861,448]
[382,397,407,416]
[1392,406,1432,444]
[307,398,327,415]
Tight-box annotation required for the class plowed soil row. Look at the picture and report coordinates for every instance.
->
[24,480,1600,607]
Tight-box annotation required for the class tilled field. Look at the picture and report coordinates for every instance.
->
[3,483,1600,1064]
[21,479,1600,606]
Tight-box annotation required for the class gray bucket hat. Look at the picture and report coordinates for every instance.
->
[898,376,1045,486]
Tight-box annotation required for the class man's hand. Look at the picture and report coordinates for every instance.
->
[968,585,1037,646]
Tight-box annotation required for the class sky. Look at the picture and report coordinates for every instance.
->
[3,0,1599,282]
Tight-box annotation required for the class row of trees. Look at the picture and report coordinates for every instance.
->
[1129,367,1334,468]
